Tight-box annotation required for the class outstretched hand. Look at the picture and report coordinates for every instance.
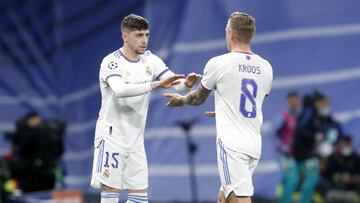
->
[152,74,185,89]
[184,72,202,87]
[204,111,215,117]
[164,93,185,107]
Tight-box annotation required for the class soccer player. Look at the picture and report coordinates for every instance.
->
[165,12,273,203]
[91,14,200,203]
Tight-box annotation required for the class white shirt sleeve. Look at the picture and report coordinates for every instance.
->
[100,58,124,82]
[149,53,170,80]
[200,58,217,91]
[147,53,192,93]
[100,57,152,97]
[266,62,273,95]
[157,68,192,93]
[107,75,152,98]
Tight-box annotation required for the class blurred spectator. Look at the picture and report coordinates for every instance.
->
[280,91,329,203]
[5,111,66,193]
[276,91,301,203]
[275,91,300,156]
[319,135,360,203]
[313,94,342,158]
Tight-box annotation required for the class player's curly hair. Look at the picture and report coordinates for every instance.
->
[121,13,149,32]
[229,12,255,44]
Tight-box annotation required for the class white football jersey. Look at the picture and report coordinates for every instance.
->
[201,51,273,158]
[94,49,168,152]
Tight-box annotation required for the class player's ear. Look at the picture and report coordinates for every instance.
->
[122,32,128,43]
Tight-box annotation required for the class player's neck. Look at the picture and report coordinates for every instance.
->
[230,43,252,53]
[120,47,140,61]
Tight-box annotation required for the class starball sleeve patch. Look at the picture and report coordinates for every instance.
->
[108,61,118,69]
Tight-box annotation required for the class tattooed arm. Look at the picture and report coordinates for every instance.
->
[164,85,211,107]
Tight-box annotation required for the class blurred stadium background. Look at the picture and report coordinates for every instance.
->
[1,0,360,202]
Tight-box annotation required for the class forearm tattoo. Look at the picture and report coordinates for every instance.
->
[184,86,211,106]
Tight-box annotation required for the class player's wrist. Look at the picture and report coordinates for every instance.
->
[150,81,159,90]
[180,95,188,105]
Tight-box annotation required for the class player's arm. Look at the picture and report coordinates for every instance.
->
[158,70,201,93]
[108,74,184,98]
[164,84,211,107]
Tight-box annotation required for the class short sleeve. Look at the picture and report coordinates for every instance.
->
[200,58,218,91]
[100,57,123,82]
[147,53,169,80]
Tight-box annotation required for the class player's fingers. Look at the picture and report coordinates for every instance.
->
[163,93,177,99]
[171,81,181,86]
[204,111,215,117]
[163,93,173,98]
[171,74,185,80]
[187,72,196,77]
[167,101,176,107]
[188,73,202,78]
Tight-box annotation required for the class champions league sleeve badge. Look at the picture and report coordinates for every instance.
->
[108,61,118,69]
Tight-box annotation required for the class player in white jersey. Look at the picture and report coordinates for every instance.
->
[91,14,200,203]
[165,12,273,203]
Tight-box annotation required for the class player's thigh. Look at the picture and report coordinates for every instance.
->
[218,188,226,203]
[231,152,257,196]
[227,192,252,203]
[124,151,148,190]
[217,142,258,198]
[92,139,125,189]
[101,183,120,193]
[216,140,233,188]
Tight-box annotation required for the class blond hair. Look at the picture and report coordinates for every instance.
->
[229,12,255,44]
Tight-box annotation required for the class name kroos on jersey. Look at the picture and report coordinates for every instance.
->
[238,64,260,74]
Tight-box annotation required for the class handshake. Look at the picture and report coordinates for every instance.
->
[157,72,215,118]
[150,72,202,89]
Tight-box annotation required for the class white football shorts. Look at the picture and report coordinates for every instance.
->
[91,138,148,190]
[217,139,259,198]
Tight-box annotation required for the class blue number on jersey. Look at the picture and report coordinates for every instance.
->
[240,78,258,118]
[104,152,120,169]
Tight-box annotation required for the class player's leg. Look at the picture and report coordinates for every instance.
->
[124,151,149,203]
[298,157,319,203]
[226,192,251,203]
[127,188,148,203]
[218,187,226,203]
[279,157,299,203]
[224,153,258,203]
[100,183,120,203]
[91,139,124,203]
[216,139,258,203]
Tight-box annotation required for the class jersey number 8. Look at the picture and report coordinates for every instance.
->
[240,78,258,118]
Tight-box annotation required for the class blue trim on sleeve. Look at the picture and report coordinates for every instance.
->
[155,69,169,80]
[200,82,212,91]
[106,74,122,82]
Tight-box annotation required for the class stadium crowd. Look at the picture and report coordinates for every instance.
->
[275,90,360,203]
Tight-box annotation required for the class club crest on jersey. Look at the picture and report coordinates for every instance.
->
[126,70,132,76]
[103,169,110,178]
[146,66,152,76]
[108,61,118,69]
